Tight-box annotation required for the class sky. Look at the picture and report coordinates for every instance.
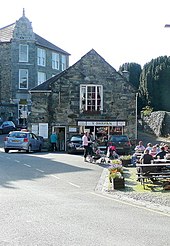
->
[1,0,170,70]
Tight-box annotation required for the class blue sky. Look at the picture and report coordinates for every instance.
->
[1,0,170,70]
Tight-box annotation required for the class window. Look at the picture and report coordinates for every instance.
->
[80,85,103,112]
[19,69,28,89]
[19,44,28,62]
[38,72,46,85]
[52,52,59,70]
[61,55,66,71]
[37,48,46,66]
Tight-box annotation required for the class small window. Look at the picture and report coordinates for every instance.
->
[19,69,28,89]
[38,72,46,85]
[61,55,66,71]
[80,85,103,112]
[37,48,46,66]
[52,52,59,70]
[19,44,28,62]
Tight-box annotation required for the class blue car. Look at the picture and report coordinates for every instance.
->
[4,131,44,153]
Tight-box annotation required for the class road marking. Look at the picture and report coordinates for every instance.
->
[50,174,60,179]
[6,157,11,160]
[68,182,80,188]
[89,192,170,217]
[14,160,20,163]
[23,164,31,167]
[35,168,44,173]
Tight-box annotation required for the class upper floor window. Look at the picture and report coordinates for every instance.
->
[52,52,59,70]
[80,85,103,112]
[19,69,28,89]
[37,48,46,66]
[19,44,28,62]
[38,72,46,85]
[61,55,66,71]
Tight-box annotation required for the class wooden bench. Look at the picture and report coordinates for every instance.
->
[136,163,170,189]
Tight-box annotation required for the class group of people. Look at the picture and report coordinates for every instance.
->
[133,140,170,164]
[50,130,65,152]
[82,132,119,162]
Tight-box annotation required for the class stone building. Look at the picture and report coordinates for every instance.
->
[0,9,70,125]
[29,49,137,151]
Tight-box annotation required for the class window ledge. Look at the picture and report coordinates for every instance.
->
[82,110,101,115]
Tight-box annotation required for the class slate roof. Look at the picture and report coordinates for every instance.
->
[30,49,136,93]
[0,23,70,55]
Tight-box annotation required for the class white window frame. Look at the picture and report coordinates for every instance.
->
[80,84,103,112]
[19,44,28,62]
[61,55,66,71]
[37,48,46,66]
[38,72,46,85]
[52,52,59,70]
[19,69,28,89]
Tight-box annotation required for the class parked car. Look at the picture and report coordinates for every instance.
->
[67,134,84,154]
[107,135,132,155]
[0,121,16,134]
[4,131,44,153]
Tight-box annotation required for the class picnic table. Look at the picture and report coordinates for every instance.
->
[136,160,170,189]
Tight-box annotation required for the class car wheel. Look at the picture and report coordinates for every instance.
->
[4,149,9,153]
[26,145,32,153]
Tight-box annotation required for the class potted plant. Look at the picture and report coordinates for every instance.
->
[108,166,125,189]
[119,155,132,166]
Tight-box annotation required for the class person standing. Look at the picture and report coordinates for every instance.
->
[82,132,89,162]
[50,132,58,151]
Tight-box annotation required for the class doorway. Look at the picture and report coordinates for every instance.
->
[52,126,66,151]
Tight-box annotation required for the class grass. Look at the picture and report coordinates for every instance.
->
[119,166,170,193]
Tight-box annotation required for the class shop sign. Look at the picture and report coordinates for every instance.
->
[69,127,77,132]
[78,121,126,126]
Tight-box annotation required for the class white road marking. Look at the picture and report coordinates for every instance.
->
[90,192,170,217]
[23,164,31,167]
[50,174,60,179]
[35,168,44,173]
[14,160,20,163]
[6,157,11,160]
[68,182,80,188]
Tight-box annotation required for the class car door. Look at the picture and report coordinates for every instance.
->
[31,133,39,150]
[29,133,37,151]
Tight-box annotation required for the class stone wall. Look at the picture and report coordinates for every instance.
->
[141,111,166,137]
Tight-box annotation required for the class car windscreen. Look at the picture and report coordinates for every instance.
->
[71,136,82,141]
[9,132,28,138]
[109,136,129,142]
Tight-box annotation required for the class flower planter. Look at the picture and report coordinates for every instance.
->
[111,177,125,189]
[121,159,131,167]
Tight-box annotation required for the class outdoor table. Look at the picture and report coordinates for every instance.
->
[136,162,170,189]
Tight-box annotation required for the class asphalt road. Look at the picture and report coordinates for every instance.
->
[0,147,170,245]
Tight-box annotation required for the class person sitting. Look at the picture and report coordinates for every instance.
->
[145,142,152,152]
[107,146,119,160]
[137,149,155,181]
[140,149,153,164]
[135,141,145,152]
[132,141,145,165]
[149,145,157,157]
[155,146,168,159]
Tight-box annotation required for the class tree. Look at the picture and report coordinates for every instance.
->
[139,56,170,111]
[119,62,142,89]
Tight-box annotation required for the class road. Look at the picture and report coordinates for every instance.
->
[0,147,170,246]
